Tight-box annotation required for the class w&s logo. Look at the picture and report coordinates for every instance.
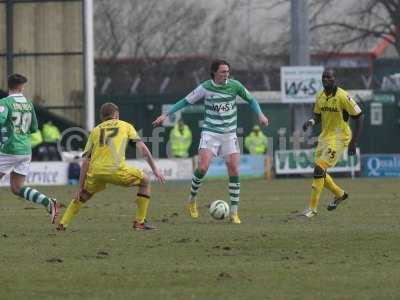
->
[211,102,234,113]
[285,78,320,97]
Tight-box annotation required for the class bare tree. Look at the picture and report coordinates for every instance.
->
[94,0,215,93]
[196,0,289,70]
[94,0,208,60]
[234,0,400,61]
[209,0,337,69]
[311,0,400,56]
[94,0,128,59]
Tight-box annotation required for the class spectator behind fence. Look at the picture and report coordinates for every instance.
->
[68,156,81,185]
[42,120,61,161]
[31,129,45,161]
[169,118,192,158]
[244,125,268,155]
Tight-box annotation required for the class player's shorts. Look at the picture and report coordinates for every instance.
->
[199,131,240,157]
[315,139,349,168]
[84,165,145,194]
[0,152,31,176]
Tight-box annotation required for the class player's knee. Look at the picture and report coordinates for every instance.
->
[225,160,239,176]
[228,167,239,176]
[229,164,240,176]
[140,174,150,187]
[313,165,326,179]
[197,164,208,175]
[10,186,21,196]
[10,182,23,195]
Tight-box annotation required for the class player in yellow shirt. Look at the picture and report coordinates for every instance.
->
[302,69,364,217]
[57,102,165,230]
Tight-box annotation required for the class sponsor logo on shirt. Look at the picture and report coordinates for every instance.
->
[321,106,339,112]
[0,106,4,113]
[211,103,234,112]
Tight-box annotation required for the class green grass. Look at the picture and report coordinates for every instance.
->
[1,178,400,300]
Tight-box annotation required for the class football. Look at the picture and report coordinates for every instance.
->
[209,200,230,220]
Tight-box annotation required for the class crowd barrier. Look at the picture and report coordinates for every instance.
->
[0,159,194,186]
[0,155,269,186]
[274,149,361,175]
[361,154,400,177]
[1,152,398,186]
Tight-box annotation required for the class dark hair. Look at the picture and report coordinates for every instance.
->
[8,73,27,90]
[210,59,230,79]
[323,68,336,77]
[100,102,119,120]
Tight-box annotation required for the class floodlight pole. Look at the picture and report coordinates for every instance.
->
[83,0,95,131]
[290,0,310,66]
[290,0,311,135]
[6,0,14,75]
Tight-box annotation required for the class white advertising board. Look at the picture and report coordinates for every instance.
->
[281,66,324,103]
[126,158,193,181]
[0,159,193,186]
[0,162,69,186]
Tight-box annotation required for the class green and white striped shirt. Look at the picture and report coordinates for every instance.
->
[185,79,254,134]
[0,94,38,155]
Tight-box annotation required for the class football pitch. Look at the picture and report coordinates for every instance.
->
[1,177,400,300]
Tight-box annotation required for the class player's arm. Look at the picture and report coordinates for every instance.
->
[342,94,364,155]
[152,85,206,127]
[30,105,39,133]
[249,98,269,127]
[75,146,91,200]
[0,101,9,126]
[303,96,322,132]
[135,140,165,184]
[76,132,93,199]
[77,156,90,198]
[348,113,364,155]
[237,81,269,127]
[0,102,7,145]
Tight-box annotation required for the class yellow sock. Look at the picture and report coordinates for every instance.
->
[60,199,83,227]
[324,173,344,198]
[309,178,325,211]
[136,194,150,223]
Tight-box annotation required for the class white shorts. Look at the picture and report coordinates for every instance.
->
[199,131,240,157]
[0,153,31,176]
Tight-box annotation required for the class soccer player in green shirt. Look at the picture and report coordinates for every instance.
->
[153,59,269,224]
[0,74,59,223]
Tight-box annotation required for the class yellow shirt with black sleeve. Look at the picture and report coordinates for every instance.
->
[314,87,362,144]
[82,119,144,193]
[313,87,362,167]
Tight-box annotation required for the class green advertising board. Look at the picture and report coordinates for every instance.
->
[274,149,360,174]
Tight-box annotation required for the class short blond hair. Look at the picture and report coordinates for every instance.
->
[100,102,119,120]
